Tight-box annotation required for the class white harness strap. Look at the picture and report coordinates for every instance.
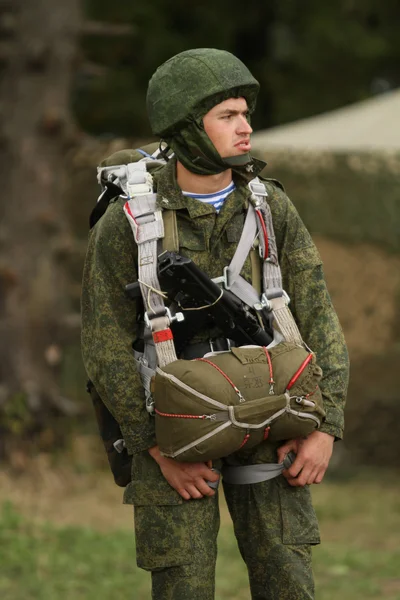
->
[249,179,303,346]
[220,177,303,347]
[118,161,179,413]
[123,171,178,370]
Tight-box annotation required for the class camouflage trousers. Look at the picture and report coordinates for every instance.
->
[124,442,320,600]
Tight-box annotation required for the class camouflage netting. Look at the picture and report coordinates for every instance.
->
[252,148,400,467]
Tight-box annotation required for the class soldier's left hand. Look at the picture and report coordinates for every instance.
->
[277,431,335,487]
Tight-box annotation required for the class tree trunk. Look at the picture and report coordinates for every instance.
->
[0,0,82,456]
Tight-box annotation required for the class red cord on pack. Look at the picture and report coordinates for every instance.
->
[255,209,269,260]
[155,408,212,420]
[262,347,275,394]
[286,353,314,391]
[238,433,250,450]
[305,385,318,398]
[195,358,245,403]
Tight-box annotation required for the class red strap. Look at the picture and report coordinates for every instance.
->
[286,353,314,390]
[262,347,275,386]
[124,201,137,224]
[153,328,174,343]
[238,433,250,450]
[255,208,269,260]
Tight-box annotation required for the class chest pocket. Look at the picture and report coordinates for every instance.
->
[225,213,245,243]
[177,214,208,252]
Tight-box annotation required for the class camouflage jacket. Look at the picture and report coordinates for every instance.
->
[81,156,349,454]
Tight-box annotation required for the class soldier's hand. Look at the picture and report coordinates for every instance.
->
[149,446,219,500]
[277,431,334,487]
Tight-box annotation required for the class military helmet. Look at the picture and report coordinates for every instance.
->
[147,48,259,136]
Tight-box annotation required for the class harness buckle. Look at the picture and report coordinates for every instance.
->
[257,291,290,312]
[248,180,268,198]
[212,266,231,290]
[144,307,184,330]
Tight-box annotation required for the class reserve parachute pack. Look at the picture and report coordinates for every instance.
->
[90,143,325,486]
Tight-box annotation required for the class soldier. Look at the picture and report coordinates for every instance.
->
[81,49,349,599]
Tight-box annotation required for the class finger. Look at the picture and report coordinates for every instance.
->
[294,464,313,487]
[285,455,305,479]
[177,488,191,501]
[186,484,203,499]
[314,467,327,484]
[286,476,302,487]
[195,478,215,497]
[306,467,320,485]
[206,460,212,469]
[277,441,296,463]
[199,466,220,482]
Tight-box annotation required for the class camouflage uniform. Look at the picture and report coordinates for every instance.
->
[81,155,348,599]
[81,48,349,599]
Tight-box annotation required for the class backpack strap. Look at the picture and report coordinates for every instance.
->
[248,177,303,346]
[215,177,303,346]
[97,153,180,414]
[122,162,182,414]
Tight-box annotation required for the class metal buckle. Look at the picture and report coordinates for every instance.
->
[282,290,290,305]
[209,337,231,353]
[255,291,290,312]
[113,439,126,454]
[248,180,268,198]
[144,307,184,330]
[212,266,231,290]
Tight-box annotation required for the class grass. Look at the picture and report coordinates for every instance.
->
[0,472,399,600]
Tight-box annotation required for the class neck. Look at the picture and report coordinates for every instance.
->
[176,161,232,194]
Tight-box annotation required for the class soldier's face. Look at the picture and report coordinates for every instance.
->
[203,97,253,158]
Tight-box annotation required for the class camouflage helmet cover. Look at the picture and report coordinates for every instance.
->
[147,48,260,136]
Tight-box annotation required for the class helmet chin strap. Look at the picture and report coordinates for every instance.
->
[165,117,252,177]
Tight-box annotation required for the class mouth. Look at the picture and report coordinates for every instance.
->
[234,139,251,152]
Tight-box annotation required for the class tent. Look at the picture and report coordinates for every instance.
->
[251,89,400,152]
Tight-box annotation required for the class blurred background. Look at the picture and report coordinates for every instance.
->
[0,1,399,599]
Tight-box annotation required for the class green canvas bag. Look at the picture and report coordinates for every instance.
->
[154,342,326,462]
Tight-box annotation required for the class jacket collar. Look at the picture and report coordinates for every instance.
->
[153,155,266,218]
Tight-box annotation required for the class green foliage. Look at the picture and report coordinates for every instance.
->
[0,393,32,436]
[74,2,400,136]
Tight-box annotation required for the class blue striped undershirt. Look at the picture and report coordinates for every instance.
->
[182,181,236,213]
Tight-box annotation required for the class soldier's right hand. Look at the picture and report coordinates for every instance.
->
[148,446,219,500]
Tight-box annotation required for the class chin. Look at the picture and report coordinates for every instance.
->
[227,148,249,157]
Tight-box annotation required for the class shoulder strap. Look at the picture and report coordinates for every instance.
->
[122,162,180,413]
[248,178,303,346]
[218,177,303,346]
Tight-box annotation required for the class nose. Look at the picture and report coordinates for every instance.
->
[237,115,253,135]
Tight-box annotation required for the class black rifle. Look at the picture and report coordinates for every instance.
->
[126,252,273,354]
[157,252,273,353]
